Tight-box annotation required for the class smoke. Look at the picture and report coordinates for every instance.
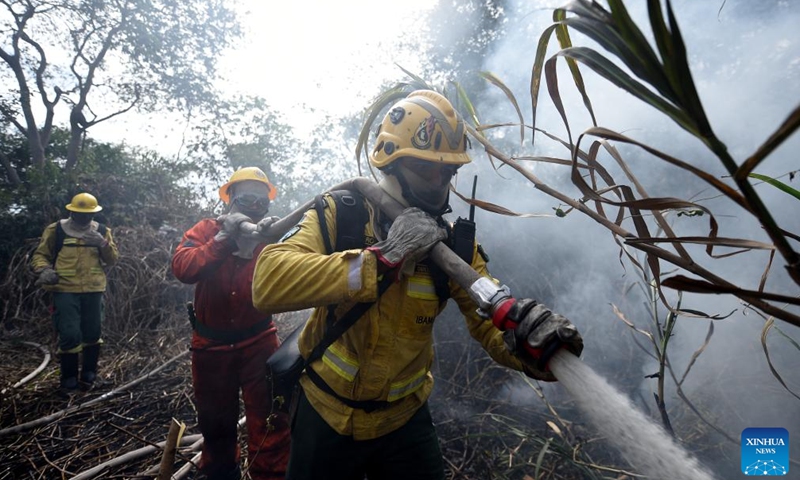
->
[435,0,800,477]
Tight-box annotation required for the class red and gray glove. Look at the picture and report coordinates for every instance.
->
[501,299,583,381]
[367,207,446,274]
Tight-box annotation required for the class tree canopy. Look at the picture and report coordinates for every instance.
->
[0,0,241,179]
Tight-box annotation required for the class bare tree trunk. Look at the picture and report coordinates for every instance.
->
[0,150,21,186]
[66,109,85,170]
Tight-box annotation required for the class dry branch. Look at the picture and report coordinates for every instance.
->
[157,418,186,480]
[70,433,202,480]
[0,350,189,438]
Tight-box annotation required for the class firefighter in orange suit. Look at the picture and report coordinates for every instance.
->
[172,167,290,480]
[252,91,584,480]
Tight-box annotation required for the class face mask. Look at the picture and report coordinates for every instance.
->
[396,159,458,210]
[70,212,93,226]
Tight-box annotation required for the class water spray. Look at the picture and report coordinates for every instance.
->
[241,177,718,479]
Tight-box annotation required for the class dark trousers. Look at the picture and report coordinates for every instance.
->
[192,333,290,480]
[287,392,445,480]
[52,292,103,352]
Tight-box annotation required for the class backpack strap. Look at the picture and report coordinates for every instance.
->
[53,221,66,266]
[314,195,334,254]
[314,190,368,254]
[313,190,371,328]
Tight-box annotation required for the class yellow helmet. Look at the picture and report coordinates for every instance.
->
[369,90,471,169]
[65,193,102,213]
[218,167,277,204]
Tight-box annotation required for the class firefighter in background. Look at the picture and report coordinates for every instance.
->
[172,167,290,480]
[252,90,584,480]
[31,192,119,393]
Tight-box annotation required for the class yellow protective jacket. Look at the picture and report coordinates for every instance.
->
[253,193,530,440]
[30,220,119,293]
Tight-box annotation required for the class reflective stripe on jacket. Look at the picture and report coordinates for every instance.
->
[31,221,118,293]
[252,192,527,440]
[172,218,273,349]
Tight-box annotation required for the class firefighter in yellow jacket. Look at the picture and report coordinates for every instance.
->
[252,90,583,480]
[31,193,119,393]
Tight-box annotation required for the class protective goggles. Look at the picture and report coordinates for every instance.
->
[233,194,270,210]
[401,158,460,178]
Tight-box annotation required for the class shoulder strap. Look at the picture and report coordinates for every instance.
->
[307,188,383,362]
[53,221,66,265]
[314,195,334,254]
[333,190,368,251]
[306,274,393,365]
[314,190,368,254]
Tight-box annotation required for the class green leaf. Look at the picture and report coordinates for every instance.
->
[530,23,561,146]
[553,10,597,128]
[748,173,800,201]
[606,0,667,89]
[664,0,713,138]
[453,81,481,132]
[555,47,698,136]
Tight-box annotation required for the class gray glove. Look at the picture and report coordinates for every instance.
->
[214,213,251,242]
[82,229,107,247]
[255,215,280,237]
[367,207,446,269]
[503,299,583,381]
[35,267,59,286]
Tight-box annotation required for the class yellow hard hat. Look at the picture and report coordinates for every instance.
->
[65,193,102,213]
[218,167,277,204]
[369,90,471,169]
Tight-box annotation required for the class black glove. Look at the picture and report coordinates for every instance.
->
[503,298,583,380]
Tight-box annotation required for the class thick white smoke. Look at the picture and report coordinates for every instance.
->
[443,1,800,477]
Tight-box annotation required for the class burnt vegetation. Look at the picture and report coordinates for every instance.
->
[0,225,643,479]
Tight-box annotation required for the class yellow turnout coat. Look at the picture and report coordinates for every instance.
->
[253,193,530,440]
[31,220,118,293]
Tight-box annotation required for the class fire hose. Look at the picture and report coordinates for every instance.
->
[236,177,572,366]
